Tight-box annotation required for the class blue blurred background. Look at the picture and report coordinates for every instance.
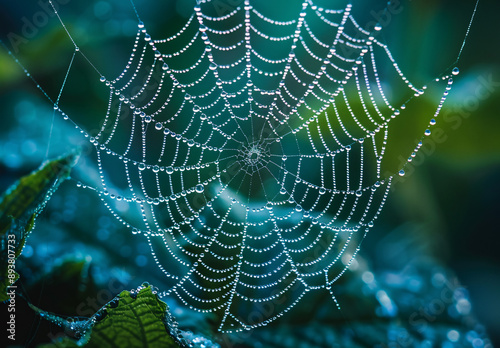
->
[1,0,499,346]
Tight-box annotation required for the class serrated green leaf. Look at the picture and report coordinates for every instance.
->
[0,150,79,301]
[87,286,180,348]
[37,286,181,348]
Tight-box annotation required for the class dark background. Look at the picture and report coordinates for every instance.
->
[1,0,499,346]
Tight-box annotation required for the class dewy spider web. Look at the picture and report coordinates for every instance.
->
[3,0,477,332]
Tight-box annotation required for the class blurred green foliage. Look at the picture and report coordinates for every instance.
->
[0,0,499,346]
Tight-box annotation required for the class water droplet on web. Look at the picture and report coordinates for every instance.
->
[398,169,405,176]
[28,0,469,330]
[452,67,459,75]
[424,129,431,136]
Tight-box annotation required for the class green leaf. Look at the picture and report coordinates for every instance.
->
[0,150,79,301]
[37,285,182,348]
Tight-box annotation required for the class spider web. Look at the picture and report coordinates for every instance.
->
[4,0,473,332]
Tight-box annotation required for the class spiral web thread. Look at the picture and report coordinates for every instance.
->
[6,0,466,332]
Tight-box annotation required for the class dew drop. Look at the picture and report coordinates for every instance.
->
[166,166,174,174]
[319,187,326,195]
[195,184,204,193]
[355,190,362,197]
[155,122,163,130]
[424,129,431,136]
[452,67,459,76]
[398,169,405,176]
